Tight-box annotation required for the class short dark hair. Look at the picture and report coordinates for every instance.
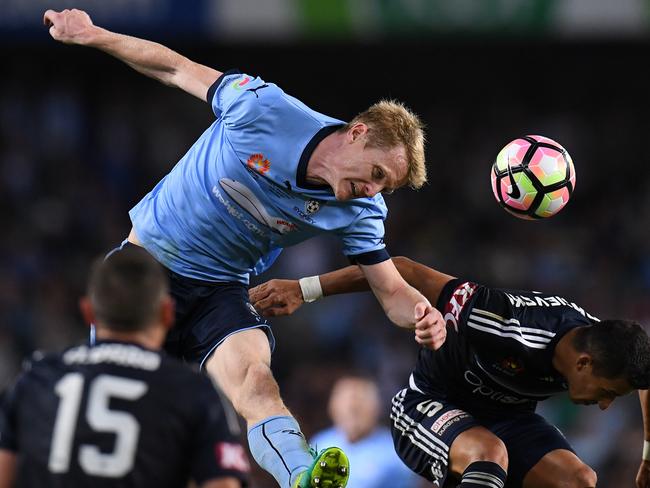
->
[573,319,650,389]
[87,247,168,331]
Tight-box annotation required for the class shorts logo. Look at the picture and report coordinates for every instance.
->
[231,76,251,90]
[246,302,262,320]
[247,153,271,174]
[304,199,321,215]
[430,409,470,435]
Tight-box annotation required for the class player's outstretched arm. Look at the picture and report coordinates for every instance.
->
[637,390,650,488]
[249,257,455,320]
[43,9,221,101]
[0,450,16,488]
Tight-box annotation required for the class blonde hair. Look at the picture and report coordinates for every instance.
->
[345,100,427,189]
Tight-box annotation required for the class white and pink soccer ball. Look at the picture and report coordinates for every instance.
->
[490,135,576,220]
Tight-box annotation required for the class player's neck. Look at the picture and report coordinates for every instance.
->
[551,327,580,376]
[94,327,163,351]
[305,131,344,187]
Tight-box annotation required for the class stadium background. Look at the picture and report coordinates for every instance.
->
[2,0,650,486]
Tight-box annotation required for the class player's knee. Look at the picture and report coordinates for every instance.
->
[476,436,508,469]
[566,463,597,488]
[543,462,596,488]
[455,432,508,470]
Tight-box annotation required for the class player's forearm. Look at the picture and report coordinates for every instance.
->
[382,283,431,329]
[87,28,189,88]
[641,390,650,441]
[370,279,430,329]
[320,257,430,297]
[0,450,16,488]
[318,265,371,296]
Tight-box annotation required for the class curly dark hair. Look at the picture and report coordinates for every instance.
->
[572,319,650,389]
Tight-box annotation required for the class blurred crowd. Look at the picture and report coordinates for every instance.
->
[2,40,649,486]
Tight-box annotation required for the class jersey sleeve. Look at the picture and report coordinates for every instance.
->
[338,198,389,265]
[190,378,250,485]
[208,70,281,129]
[462,286,557,356]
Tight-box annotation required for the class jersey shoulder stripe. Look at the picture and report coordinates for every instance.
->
[467,308,555,350]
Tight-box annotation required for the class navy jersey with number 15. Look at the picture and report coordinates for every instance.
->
[0,341,250,487]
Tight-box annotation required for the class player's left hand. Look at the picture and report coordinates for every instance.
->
[637,460,650,488]
[249,279,304,317]
[414,302,446,350]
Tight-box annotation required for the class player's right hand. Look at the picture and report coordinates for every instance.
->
[414,302,447,350]
[249,279,304,317]
[43,9,97,45]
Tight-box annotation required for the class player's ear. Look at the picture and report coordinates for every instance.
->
[348,123,368,143]
[576,353,593,372]
[79,296,95,326]
[159,295,175,332]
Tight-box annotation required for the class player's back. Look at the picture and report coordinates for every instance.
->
[2,341,244,487]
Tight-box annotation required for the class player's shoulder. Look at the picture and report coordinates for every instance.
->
[211,71,282,115]
[20,348,65,374]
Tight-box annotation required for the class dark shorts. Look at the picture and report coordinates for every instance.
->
[391,387,573,488]
[103,241,275,367]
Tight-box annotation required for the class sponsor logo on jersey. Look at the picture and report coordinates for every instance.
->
[216,442,250,472]
[218,179,297,234]
[247,153,271,174]
[231,76,251,90]
[430,409,470,435]
[463,370,529,405]
[212,185,266,237]
[443,282,478,332]
[304,199,321,215]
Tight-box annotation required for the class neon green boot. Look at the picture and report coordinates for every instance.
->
[292,447,350,488]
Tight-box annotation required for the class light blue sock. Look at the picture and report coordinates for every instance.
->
[248,415,313,487]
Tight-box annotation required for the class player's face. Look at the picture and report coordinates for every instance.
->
[328,378,380,442]
[567,372,633,410]
[332,126,408,201]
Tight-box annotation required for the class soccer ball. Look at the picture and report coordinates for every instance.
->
[490,135,576,219]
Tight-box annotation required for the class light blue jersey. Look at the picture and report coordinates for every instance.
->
[129,71,389,284]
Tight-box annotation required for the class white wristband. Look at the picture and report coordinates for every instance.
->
[643,440,650,461]
[299,276,323,303]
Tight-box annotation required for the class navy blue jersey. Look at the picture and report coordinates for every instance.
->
[411,279,599,416]
[0,342,249,487]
